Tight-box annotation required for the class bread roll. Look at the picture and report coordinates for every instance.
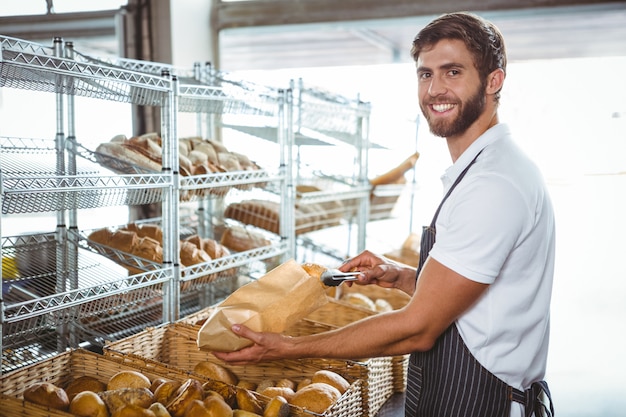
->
[23,382,70,411]
[153,380,181,405]
[65,376,107,400]
[69,391,109,417]
[166,378,203,417]
[263,395,289,417]
[110,404,156,417]
[290,382,341,414]
[311,370,350,394]
[148,402,170,417]
[193,361,238,385]
[107,371,151,391]
[259,387,295,402]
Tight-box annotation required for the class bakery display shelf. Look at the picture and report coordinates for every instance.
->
[0,36,171,107]
[2,231,172,324]
[1,136,170,215]
[180,239,289,283]
[77,228,163,275]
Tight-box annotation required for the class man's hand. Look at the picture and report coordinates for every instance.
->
[212,324,292,366]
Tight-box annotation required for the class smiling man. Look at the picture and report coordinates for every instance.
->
[214,12,556,417]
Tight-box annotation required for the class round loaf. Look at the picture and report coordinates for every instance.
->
[290,382,341,414]
[65,376,107,400]
[107,371,151,391]
[23,382,70,411]
[69,391,108,417]
[193,361,238,385]
[311,370,350,394]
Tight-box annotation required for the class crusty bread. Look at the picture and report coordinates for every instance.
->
[290,382,341,414]
[23,382,70,411]
[64,375,107,400]
[311,370,350,394]
[69,391,108,417]
[193,361,238,385]
[220,225,270,253]
[107,370,151,391]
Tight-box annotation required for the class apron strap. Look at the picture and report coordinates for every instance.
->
[511,381,555,417]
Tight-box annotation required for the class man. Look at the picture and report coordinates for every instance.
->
[214,11,555,417]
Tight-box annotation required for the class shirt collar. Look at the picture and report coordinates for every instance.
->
[440,123,510,189]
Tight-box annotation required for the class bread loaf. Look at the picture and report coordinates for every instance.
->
[69,391,108,417]
[23,382,70,411]
[224,200,280,234]
[290,382,341,414]
[166,378,204,417]
[193,361,238,385]
[370,151,419,186]
[107,371,151,391]
[65,375,107,400]
[220,225,271,253]
[311,370,350,394]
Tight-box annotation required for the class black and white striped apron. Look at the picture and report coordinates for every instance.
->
[407,151,554,417]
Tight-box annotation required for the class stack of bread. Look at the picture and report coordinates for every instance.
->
[22,364,351,416]
[95,134,265,197]
[87,224,230,279]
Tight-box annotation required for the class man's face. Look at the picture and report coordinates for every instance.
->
[416,39,486,138]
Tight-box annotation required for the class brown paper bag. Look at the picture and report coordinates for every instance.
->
[197,259,328,352]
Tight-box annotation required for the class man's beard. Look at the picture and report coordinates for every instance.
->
[421,84,486,138]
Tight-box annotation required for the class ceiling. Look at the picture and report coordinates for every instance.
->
[1,1,625,71]
[215,1,626,71]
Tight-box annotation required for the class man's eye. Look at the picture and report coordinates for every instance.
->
[448,69,460,76]
[418,72,431,80]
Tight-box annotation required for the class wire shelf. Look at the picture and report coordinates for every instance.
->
[1,232,173,324]
[1,136,170,214]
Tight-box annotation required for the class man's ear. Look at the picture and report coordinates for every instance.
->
[486,68,505,95]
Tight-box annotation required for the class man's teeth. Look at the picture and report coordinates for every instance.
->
[432,103,454,112]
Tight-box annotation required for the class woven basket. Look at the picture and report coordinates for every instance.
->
[306,297,410,394]
[0,348,264,417]
[178,308,395,416]
[103,322,365,417]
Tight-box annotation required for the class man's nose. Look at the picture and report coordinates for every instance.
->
[428,76,447,96]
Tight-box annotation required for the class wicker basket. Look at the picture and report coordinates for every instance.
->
[306,297,410,394]
[178,308,396,416]
[103,322,365,417]
[0,348,265,417]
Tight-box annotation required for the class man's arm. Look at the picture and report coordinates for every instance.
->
[213,257,488,364]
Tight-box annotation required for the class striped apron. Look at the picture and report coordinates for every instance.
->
[407,151,554,417]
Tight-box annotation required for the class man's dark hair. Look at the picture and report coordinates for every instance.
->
[411,12,507,99]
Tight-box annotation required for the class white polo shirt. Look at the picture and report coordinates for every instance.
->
[427,123,555,414]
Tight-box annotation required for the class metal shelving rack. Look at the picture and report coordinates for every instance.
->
[291,78,372,263]
[1,37,297,374]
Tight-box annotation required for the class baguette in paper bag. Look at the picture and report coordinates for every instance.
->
[197,259,328,352]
